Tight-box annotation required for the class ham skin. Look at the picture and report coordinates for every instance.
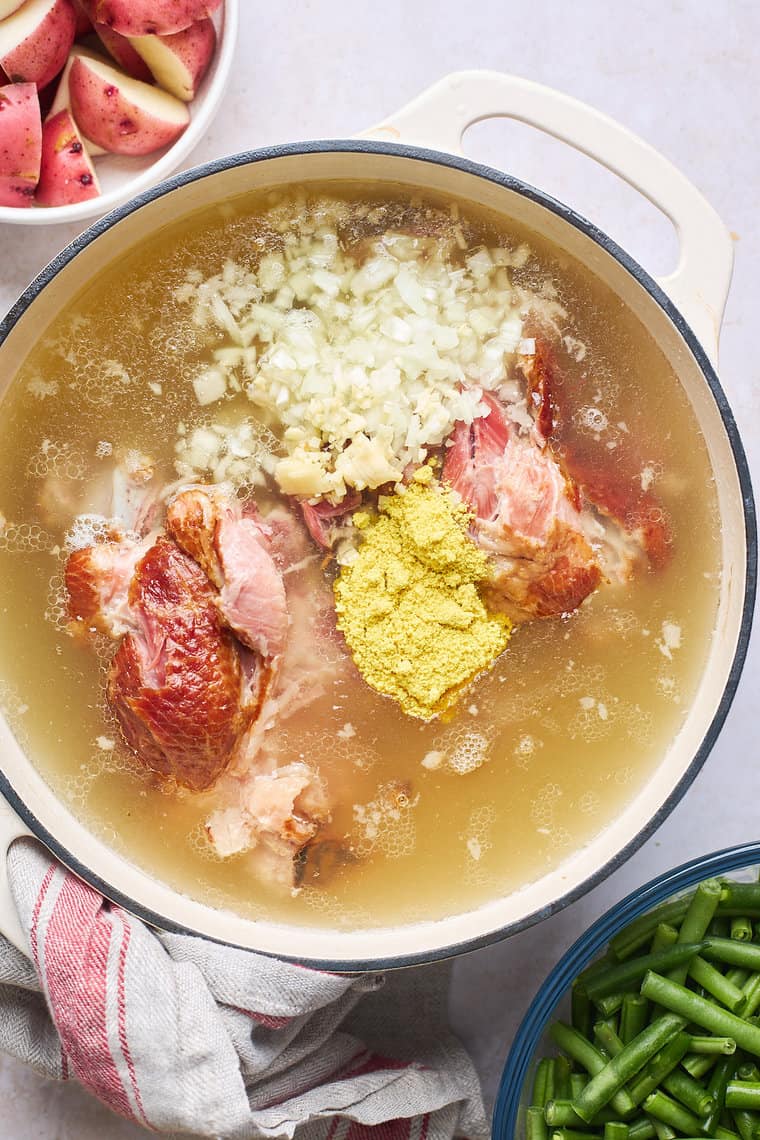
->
[166,486,288,658]
[443,392,602,621]
[93,536,247,792]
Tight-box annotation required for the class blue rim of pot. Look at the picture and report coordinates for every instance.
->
[0,140,756,972]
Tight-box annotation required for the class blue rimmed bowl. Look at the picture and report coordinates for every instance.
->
[493,843,760,1137]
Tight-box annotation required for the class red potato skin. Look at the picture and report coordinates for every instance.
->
[71,0,92,37]
[68,55,188,155]
[0,82,42,207]
[94,23,152,82]
[36,107,99,205]
[79,0,221,36]
[137,18,216,101]
[0,0,77,90]
[37,76,57,116]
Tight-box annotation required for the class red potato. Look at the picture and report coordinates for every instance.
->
[68,54,189,156]
[36,106,99,204]
[0,81,41,206]
[130,18,215,102]
[93,22,152,81]
[0,0,76,89]
[37,73,56,115]
[71,0,92,37]
[48,47,105,153]
[78,0,221,37]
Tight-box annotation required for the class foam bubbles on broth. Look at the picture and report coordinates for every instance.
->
[0,184,723,928]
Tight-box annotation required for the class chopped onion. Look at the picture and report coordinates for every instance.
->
[173,199,550,500]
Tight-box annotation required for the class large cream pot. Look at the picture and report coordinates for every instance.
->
[0,72,754,969]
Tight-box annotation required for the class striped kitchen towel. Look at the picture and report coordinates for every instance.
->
[0,838,488,1139]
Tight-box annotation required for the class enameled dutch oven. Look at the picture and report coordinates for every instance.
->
[0,71,755,970]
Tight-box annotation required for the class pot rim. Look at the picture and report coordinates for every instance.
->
[0,139,756,971]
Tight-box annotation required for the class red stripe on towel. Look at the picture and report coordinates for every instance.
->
[342,1051,412,1079]
[29,862,56,973]
[227,1005,292,1028]
[115,912,148,1124]
[345,1120,413,1138]
[43,873,135,1121]
[30,864,71,1083]
[249,1011,292,1029]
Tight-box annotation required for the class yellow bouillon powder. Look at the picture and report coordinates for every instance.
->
[334,472,512,719]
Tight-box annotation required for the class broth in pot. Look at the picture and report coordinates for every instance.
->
[0,185,720,929]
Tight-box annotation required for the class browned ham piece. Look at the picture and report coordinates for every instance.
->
[68,531,253,792]
[524,342,672,572]
[64,488,330,885]
[105,537,250,792]
[65,492,283,791]
[166,486,288,658]
[443,391,603,621]
[443,339,671,622]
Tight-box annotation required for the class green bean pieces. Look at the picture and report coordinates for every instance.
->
[731,918,754,943]
[528,1106,549,1140]
[534,1058,556,1107]
[688,1037,737,1055]
[687,957,747,1014]
[526,877,760,1140]
[640,973,760,1056]
[549,1023,637,1118]
[571,1015,686,1122]
[702,1054,736,1134]
[726,1083,760,1111]
[620,997,650,1046]
[582,945,705,1004]
[609,900,692,962]
[627,1032,692,1105]
[668,880,722,985]
[704,940,760,973]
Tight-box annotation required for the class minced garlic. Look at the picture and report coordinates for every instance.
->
[333,477,511,719]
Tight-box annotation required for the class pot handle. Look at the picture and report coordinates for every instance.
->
[0,795,32,955]
[361,70,733,365]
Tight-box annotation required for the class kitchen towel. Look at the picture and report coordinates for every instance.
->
[0,837,488,1139]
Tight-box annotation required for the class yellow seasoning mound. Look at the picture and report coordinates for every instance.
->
[334,473,512,719]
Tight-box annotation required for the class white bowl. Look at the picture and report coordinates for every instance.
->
[0,0,238,227]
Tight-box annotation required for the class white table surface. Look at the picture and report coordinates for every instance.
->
[1,1,758,1134]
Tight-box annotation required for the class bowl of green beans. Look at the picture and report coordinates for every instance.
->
[494,843,760,1140]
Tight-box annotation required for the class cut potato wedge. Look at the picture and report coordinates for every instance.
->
[36,106,99,204]
[48,47,106,154]
[68,53,189,155]
[130,18,216,102]
[78,0,221,37]
[0,0,76,89]
[0,81,42,206]
[71,0,92,37]
[94,22,152,82]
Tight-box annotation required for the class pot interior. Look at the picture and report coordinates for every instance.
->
[0,147,751,967]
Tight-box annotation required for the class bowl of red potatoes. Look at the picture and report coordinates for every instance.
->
[0,0,237,223]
